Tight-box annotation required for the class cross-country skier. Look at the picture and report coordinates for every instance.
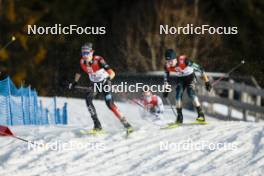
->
[68,43,133,133]
[140,90,164,118]
[163,49,212,123]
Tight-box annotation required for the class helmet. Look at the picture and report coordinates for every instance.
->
[81,43,93,56]
[143,90,152,102]
[143,90,152,97]
[165,49,176,60]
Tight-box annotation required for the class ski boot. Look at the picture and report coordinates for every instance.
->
[176,108,183,124]
[121,117,133,134]
[91,116,103,133]
[196,107,206,122]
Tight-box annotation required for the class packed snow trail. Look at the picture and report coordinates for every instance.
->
[0,97,263,176]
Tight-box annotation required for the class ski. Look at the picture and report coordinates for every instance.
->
[79,129,106,135]
[161,121,208,129]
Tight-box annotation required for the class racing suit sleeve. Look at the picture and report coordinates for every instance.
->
[163,64,170,83]
[185,59,209,82]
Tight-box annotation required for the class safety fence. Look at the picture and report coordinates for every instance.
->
[0,77,67,126]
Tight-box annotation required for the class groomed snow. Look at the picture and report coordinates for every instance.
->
[0,97,263,176]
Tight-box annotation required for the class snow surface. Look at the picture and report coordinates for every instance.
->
[0,97,264,176]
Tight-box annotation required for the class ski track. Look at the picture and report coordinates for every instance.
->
[0,97,264,176]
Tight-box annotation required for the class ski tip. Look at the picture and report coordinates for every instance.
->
[160,123,180,129]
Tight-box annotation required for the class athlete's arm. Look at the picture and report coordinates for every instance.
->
[163,65,171,98]
[99,57,115,80]
[163,65,170,83]
[68,72,81,90]
[186,59,209,82]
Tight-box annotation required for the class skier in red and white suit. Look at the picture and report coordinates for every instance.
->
[141,90,164,118]
[69,43,133,132]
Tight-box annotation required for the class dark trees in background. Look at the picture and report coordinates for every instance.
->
[0,0,263,95]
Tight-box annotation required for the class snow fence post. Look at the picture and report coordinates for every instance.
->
[56,108,61,124]
[20,87,26,125]
[28,86,32,124]
[54,97,57,124]
[40,100,43,125]
[7,77,13,126]
[33,91,38,125]
[62,103,68,125]
[45,108,49,125]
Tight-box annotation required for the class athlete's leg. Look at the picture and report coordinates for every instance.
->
[175,81,184,123]
[104,93,122,119]
[103,91,132,129]
[186,76,205,121]
[85,91,102,129]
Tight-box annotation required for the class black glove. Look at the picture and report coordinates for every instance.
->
[68,81,77,90]
[205,81,212,92]
[102,77,111,86]
[163,92,168,98]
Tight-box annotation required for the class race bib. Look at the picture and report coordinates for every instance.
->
[174,66,194,77]
[88,68,109,82]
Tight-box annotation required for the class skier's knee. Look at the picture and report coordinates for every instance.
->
[192,96,201,107]
[105,94,113,109]
[176,100,182,109]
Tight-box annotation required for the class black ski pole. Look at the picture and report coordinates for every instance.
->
[165,98,178,119]
[129,98,145,108]
[12,135,38,146]
[75,85,93,91]
[0,126,43,147]
[212,60,245,86]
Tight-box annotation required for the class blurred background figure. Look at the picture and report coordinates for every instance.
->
[139,90,164,120]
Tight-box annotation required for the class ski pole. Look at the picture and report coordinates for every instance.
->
[165,98,178,119]
[212,60,245,86]
[0,125,42,147]
[128,98,145,108]
[0,36,16,51]
[75,85,93,91]
[12,135,38,145]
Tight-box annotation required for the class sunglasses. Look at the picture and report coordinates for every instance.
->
[82,51,91,56]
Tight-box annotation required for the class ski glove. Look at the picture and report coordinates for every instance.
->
[102,77,111,86]
[163,92,168,98]
[163,82,170,98]
[69,81,77,90]
[205,81,212,92]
